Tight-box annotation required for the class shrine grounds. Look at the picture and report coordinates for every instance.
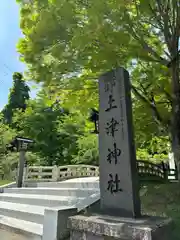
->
[141,183,180,240]
[0,181,179,239]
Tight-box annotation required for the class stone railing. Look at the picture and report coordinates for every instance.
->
[22,160,177,182]
[24,165,99,182]
[137,161,165,181]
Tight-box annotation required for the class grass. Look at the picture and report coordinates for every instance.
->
[141,183,180,240]
[0,180,12,186]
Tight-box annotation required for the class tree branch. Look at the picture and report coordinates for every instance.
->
[148,3,164,31]
[173,0,180,40]
[127,20,169,66]
[158,0,172,52]
[150,91,164,122]
[172,0,177,34]
[131,84,168,128]
[175,1,180,42]
[167,49,180,68]
[149,1,172,54]
[124,5,169,65]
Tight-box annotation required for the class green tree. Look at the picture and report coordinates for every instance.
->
[12,93,84,166]
[17,1,179,166]
[2,72,30,124]
[0,115,17,154]
[72,134,98,165]
[0,115,18,179]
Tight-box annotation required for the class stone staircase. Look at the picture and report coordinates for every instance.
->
[0,177,100,239]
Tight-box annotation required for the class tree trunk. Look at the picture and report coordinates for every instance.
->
[171,59,180,180]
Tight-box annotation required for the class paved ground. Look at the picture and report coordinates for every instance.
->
[1,229,33,240]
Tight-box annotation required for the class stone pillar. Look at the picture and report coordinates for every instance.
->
[98,67,140,218]
[17,150,25,188]
[52,165,59,181]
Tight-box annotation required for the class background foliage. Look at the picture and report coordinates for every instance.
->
[2,0,179,178]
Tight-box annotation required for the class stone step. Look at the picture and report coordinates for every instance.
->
[0,201,45,224]
[4,187,99,197]
[0,177,100,238]
[0,193,82,207]
[0,215,43,239]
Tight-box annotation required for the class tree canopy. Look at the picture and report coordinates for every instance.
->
[16,0,179,152]
[2,72,30,124]
[1,0,178,176]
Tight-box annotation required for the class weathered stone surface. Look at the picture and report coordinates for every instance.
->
[98,68,140,217]
[68,214,173,240]
[43,206,77,240]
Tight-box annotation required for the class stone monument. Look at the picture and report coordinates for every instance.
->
[98,68,140,217]
[68,68,173,240]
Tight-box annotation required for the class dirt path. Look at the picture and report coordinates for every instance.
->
[1,229,34,240]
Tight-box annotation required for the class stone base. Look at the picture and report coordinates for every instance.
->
[68,214,173,240]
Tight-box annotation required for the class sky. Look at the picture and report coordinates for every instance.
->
[0,1,36,110]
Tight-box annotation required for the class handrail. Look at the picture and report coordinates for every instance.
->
[22,161,177,182]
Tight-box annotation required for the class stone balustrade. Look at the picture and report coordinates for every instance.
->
[24,165,99,182]
[21,160,177,183]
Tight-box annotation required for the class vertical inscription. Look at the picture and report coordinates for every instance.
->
[104,73,122,195]
[107,143,121,165]
[120,99,124,139]
[105,95,117,112]
[104,73,116,93]
[107,174,123,193]
[106,118,119,138]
